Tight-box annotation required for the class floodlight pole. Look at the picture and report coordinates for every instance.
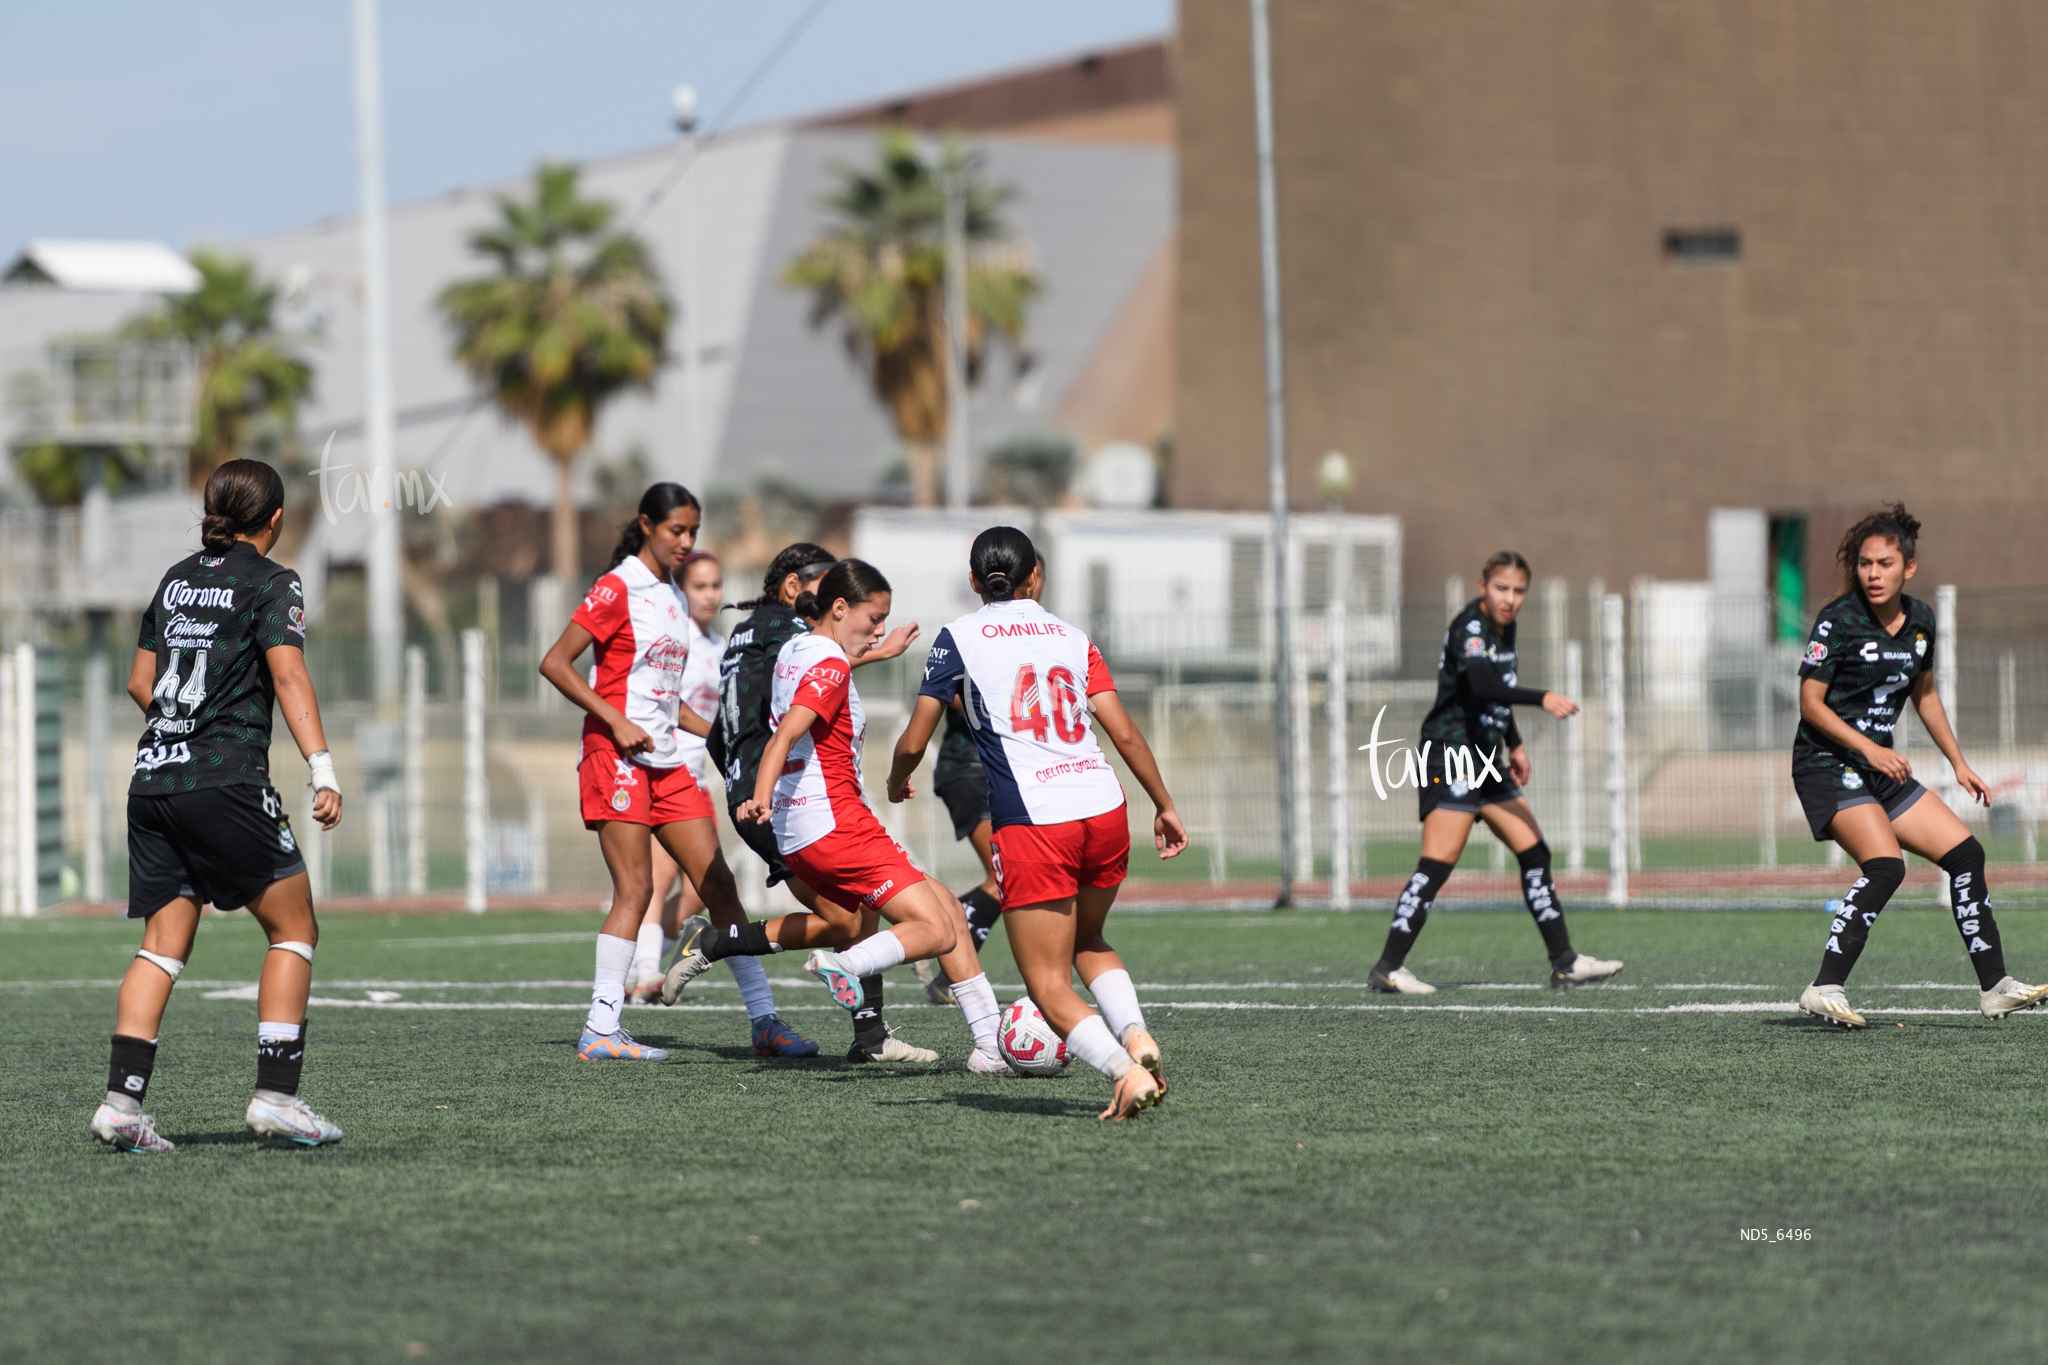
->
[353,0,403,718]
[943,160,970,511]
[1250,0,1297,906]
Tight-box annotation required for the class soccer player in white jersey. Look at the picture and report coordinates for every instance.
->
[663,560,1010,1071]
[619,551,817,1054]
[539,484,802,1062]
[888,527,1188,1121]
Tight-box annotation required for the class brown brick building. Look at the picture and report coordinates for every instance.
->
[1173,1,2048,599]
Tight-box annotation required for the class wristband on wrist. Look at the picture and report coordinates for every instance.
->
[307,750,341,796]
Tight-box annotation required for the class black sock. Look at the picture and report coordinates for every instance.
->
[1517,841,1576,969]
[255,1025,306,1098]
[1814,857,1906,987]
[1939,837,2007,989]
[851,975,887,1052]
[1377,858,1453,972]
[705,920,777,962]
[960,888,1003,948]
[108,1034,158,1104]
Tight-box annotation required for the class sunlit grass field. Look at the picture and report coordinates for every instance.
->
[5,903,2048,1363]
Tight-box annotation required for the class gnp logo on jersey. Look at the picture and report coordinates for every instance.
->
[1803,641,1828,666]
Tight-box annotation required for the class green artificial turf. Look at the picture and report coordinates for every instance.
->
[5,904,2048,1364]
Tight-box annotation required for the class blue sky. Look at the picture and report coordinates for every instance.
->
[0,1,1172,256]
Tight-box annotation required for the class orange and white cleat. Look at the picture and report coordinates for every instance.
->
[1098,1065,1163,1122]
[1121,1026,1165,1097]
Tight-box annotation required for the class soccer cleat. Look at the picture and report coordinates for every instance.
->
[1121,1025,1166,1096]
[244,1091,344,1146]
[1098,1065,1163,1122]
[913,959,955,1006]
[1550,954,1624,988]
[90,1102,174,1153]
[848,1027,941,1064]
[751,1015,821,1057]
[1367,966,1437,996]
[576,1027,671,1061]
[1798,983,1866,1029]
[626,975,665,1006]
[1979,976,2048,1020]
[966,1046,1017,1076]
[803,949,864,1012]
[658,914,715,1006]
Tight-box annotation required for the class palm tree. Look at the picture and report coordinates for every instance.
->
[438,162,671,581]
[124,249,313,487]
[784,128,1038,506]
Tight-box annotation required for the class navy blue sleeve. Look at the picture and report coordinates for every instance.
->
[918,628,965,701]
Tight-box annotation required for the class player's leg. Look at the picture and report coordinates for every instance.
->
[628,840,681,1004]
[1073,883,1160,1088]
[1008,896,1158,1121]
[1369,807,1473,994]
[1892,796,2048,1017]
[240,871,343,1143]
[581,821,668,1060]
[659,865,862,1000]
[1482,798,1621,987]
[901,880,1004,1068]
[1798,803,1905,1028]
[963,818,1001,936]
[96,891,200,1153]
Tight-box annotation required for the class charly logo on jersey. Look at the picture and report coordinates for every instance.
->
[1859,641,1880,662]
[1466,620,1482,634]
[1817,621,1832,637]
[1803,641,1827,665]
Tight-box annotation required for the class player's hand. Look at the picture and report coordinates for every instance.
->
[1955,762,1992,806]
[1508,745,1532,786]
[610,718,653,756]
[312,789,342,830]
[1155,807,1188,859]
[1863,744,1911,781]
[887,777,915,804]
[1541,692,1579,720]
[736,797,770,825]
[862,623,920,661]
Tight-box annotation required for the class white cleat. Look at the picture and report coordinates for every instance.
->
[966,1047,1019,1076]
[1551,954,1624,989]
[1368,966,1437,996]
[1979,976,2048,1020]
[658,915,716,1006]
[90,1102,174,1153]
[245,1090,344,1146]
[1798,983,1866,1029]
[850,1027,940,1064]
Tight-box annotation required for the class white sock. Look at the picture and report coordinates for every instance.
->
[1066,1013,1133,1081]
[949,971,1001,1054]
[1087,968,1147,1044]
[629,922,663,982]
[586,933,635,1036]
[836,929,906,979]
[257,1021,304,1044]
[728,954,777,1022]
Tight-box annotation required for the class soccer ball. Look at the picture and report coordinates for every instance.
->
[997,997,1070,1077]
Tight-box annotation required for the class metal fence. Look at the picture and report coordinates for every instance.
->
[8,581,2048,916]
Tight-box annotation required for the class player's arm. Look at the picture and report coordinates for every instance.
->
[673,705,712,739]
[738,705,819,823]
[538,621,650,757]
[1909,670,1987,803]
[268,645,342,830]
[1798,677,1910,780]
[1089,690,1188,860]
[887,694,946,803]
[125,648,155,713]
[852,622,919,667]
[1462,655,1575,719]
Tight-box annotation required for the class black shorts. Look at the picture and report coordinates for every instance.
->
[728,803,792,887]
[127,784,307,917]
[1792,757,1927,841]
[935,773,991,843]
[1416,772,1524,822]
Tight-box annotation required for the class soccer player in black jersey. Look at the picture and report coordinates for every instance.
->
[91,460,345,1153]
[676,543,933,1061]
[1790,504,2048,1027]
[1368,552,1623,994]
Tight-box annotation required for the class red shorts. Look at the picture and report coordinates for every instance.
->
[784,818,926,912]
[578,750,714,830]
[992,804,1130,907]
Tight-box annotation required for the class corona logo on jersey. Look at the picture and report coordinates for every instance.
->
[161,579,236,612]
[1358,706,1504,800]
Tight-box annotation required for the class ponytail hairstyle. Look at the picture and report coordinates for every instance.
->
[738,541,836,611]
[805,558,891,621]
[1837,502,1921,596]
[609,482,702,568]
[200,458,286,553]
[969,525,1037,602]
[1480,550,1531,584]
